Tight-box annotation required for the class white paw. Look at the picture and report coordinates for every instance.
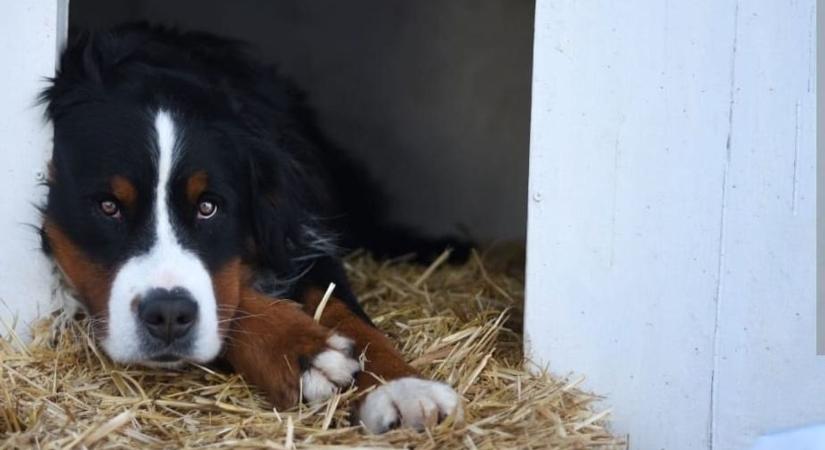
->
[300,334,361,403]
[358,377,463,434]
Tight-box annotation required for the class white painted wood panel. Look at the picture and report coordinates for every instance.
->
[0,2,68,336]
[711,1,822,449]
[525,1,817,449]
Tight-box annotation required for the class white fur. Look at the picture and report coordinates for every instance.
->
[101,111,221,364]
[359,377,463,434]
[251,225,337,298]
[300,334,360,403]
[293,225,339,261]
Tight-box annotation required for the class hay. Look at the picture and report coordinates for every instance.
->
[0,251,625,449]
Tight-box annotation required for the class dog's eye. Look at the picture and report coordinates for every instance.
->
[99,200,121,218]
[197,200,217,219]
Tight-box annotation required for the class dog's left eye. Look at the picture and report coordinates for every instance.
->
[99,199,121,218]
[197,200,217,219]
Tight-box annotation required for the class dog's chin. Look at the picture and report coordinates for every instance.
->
[134,353,190,369]
[100,328,223,369]
[106,349,195,369]
[103,343,222,368]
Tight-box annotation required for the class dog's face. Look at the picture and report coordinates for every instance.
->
[40,29,324,367]
[44,105,251,366]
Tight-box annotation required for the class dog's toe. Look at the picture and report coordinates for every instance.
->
[300,334,361,403]
[358,377,463,434]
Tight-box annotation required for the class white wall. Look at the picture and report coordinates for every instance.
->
[525,1,819,449]
[0,2,67,336]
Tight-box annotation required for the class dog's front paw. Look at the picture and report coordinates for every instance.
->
[358,377,463,433]
[300,334,361,403]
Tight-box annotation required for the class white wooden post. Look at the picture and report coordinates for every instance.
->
[525,1,819,449]
[0,2,69,336]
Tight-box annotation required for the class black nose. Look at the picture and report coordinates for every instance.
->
[138,288,198,344]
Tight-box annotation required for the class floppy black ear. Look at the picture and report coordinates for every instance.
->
[40,31,99,119]
[40,28,149,120]
[246,146,319,276]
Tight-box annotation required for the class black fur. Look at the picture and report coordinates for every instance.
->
[41,23,470,318]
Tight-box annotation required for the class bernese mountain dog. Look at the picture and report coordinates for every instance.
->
[39,23,465,434]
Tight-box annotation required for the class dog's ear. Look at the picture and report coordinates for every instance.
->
[41,28,149,120]
[246,147,313,275]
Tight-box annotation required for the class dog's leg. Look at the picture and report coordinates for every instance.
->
[223,288,361,409]
[301,288,463,433]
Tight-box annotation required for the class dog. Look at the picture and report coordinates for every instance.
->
[39,23,465,433]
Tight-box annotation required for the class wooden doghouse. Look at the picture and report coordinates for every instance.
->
[0,2,818,448]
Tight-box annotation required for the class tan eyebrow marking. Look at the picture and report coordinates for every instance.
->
[110,175,137,209]
[186,171,209,205]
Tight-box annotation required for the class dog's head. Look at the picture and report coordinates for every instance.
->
[40,27,324,366]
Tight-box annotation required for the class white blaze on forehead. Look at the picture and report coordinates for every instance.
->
[102,110,222,365]
[153,111,177,255]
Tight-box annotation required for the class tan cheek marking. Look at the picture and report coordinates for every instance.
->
[211,258,243,335]
[43,221,112,319]
[186,171,208,205]
[110,175,137,210]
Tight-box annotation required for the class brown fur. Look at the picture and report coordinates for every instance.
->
[186,171,208,205]
[211,259,243,337]
[43,221,113,322]
[300,289,417,391]
[110,175,137,210]
[223,288,334,409]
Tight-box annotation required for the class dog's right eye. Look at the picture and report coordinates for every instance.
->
[197,199,217,220]
[99,200,121,218]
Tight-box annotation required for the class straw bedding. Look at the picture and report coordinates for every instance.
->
[1,250,624,449]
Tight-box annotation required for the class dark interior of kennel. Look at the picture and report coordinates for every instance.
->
[69,0,534,249]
